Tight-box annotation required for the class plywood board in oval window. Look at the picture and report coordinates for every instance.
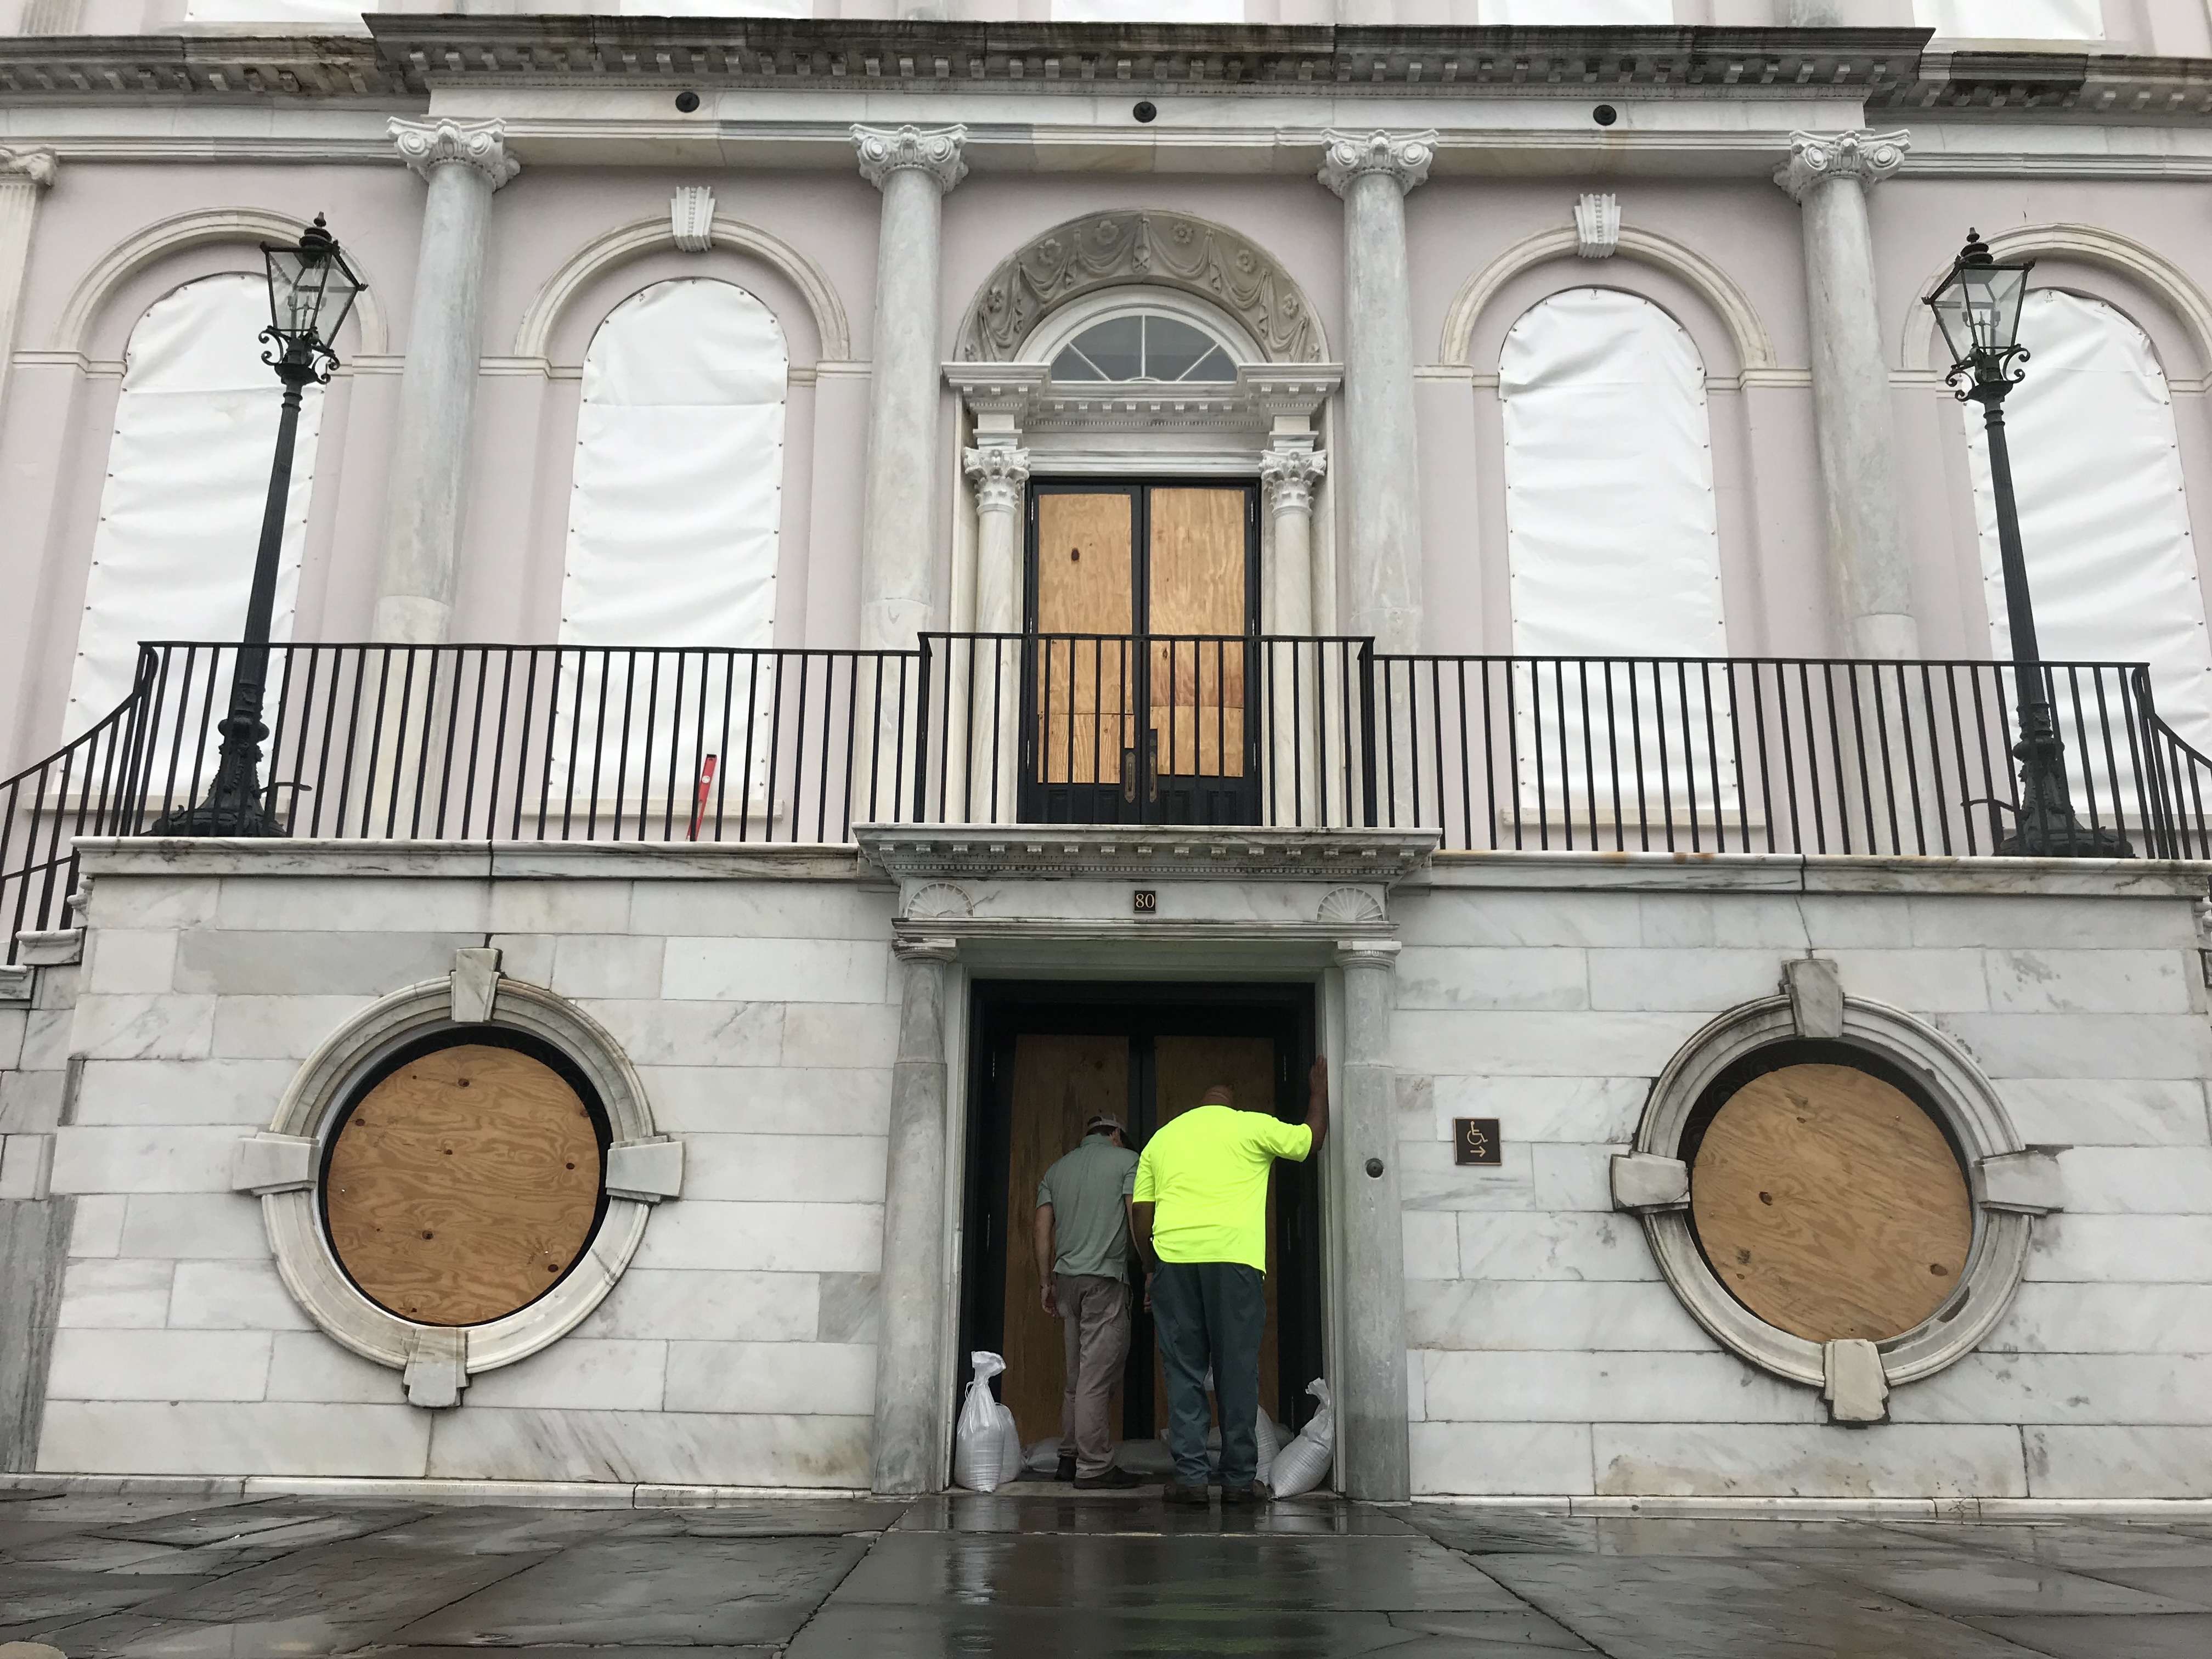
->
[326,1044,602,1327]
[1690,1063,1971,1344]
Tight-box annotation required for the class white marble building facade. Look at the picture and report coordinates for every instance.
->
[5,4,2212,1503]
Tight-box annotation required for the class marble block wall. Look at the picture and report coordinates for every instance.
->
[27,845,897,1489]
[1391,866,2212,1500]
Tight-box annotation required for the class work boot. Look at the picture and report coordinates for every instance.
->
[1074,1468,1141,1491]
[1161,1482,1210,1507]
[1054,1455,1076,1483]
[1218,1483,1260,1506]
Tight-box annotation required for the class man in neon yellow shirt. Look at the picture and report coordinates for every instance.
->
[1131,1056,1328,1506]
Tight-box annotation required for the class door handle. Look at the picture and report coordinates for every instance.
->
[1147,729,1160,804]
[1122,746,1138,804]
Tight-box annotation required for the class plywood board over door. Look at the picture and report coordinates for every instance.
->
[1034,493,1134,787]
[1000,1032,1133,1445]
[1148,488,1248,780]
[1152,1034,1280,1426]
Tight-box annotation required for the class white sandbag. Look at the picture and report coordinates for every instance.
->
[1023,1437,1063,1475]
[997,1413,1026,1486]
[1254,1408,1281,1488]
[1115,1437,1175,1476]
[1267,1378,1333,1498]
[955,1352,1020,1493]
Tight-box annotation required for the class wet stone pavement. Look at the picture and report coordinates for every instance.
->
[5,1486,2212,1657]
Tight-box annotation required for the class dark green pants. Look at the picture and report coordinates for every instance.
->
[1150,1260,1265,1488]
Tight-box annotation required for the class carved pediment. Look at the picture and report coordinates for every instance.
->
[957,210,1325,366]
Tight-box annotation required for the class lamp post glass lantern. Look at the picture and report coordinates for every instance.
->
[1925,229,2131,859]
[154,214,364,837]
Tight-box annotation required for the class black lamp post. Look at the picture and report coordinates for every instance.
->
[155,215,364,837]
[1925,229,2131,859]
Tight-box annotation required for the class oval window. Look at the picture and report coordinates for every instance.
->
[1689,1060,1971,1343]
[323,1035,607,1327]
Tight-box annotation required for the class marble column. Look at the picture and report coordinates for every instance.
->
[374,118,518,645]
[964,443,1030,636]
[1260,442,1325,638]
[961,443,1028,821]
[1334,940,1410,1503]
[872,935,957,1495]
[1776,129,1917,660]
[854,125,967,651]
[1319,131,1434,655]
[0,149,55,424]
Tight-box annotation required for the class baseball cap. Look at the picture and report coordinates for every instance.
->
[1084,1113,1128,1138]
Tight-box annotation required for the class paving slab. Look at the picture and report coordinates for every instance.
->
[393,1535,872,1647]
[1959,1612,2212,1658]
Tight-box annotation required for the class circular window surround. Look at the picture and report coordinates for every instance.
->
[241,975,675,1383]
[1629,992,2040,1391]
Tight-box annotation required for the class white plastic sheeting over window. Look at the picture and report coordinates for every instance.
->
[557,279,787,815]
[1915,1,2102,41]
[67,273,320,730]
[1963,290,2212,758]
[1499,287,1732,823]
[1480,0,1672,22]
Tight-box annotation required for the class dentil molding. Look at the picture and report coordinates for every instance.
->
[390,117,521,189]
[1774,128,1910,201]
[1318,129,1437,198]
[852,122,968,192]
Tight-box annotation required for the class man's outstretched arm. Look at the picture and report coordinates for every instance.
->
[1305,1054,1330,1152]
[1033,1203,1058,1317]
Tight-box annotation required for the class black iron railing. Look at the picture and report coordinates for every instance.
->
[8,638,2212,961]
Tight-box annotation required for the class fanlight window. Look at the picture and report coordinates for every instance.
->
[1051,314,1237,383]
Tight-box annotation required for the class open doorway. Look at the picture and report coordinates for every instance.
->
[957,981,1324,1462]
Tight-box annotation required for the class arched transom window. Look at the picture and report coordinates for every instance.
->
[1051,313,1237,384]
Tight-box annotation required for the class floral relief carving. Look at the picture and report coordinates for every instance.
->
[957,210,1324,366]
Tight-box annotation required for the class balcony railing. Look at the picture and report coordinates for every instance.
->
[8,636,2211,960]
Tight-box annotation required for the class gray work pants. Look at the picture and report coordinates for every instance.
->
[1056,1273,1131,1478]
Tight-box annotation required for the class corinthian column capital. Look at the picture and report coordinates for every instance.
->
[1260,445,1327,516]
[0,148,57,189]
[1318,129,1437,199]
[853,123,969,193]
[1774,128,1910,202]
[390,117,521,190]
[962,444,1030,515]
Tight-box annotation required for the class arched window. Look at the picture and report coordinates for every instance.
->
[555,279,788,821]
[1962,289,2212,754]
[561,278,787,651]
[1499,287,1731,821]
[67,273,321,728]
[1049,314,1237,384]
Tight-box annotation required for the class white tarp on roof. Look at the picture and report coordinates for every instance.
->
[66,273,320,731]
[1916,0,2102,42]
[1500,287,1734,826]
[1964,289,2212,757]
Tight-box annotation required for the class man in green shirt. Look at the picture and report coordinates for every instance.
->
[1132,1056,1328,1506]
[1033,1111,1142,1489]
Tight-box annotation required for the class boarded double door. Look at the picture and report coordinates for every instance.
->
[1023,482,1260,825]
[962,985,1323,1453]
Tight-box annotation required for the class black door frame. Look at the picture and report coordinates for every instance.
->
[957,978,1325,1449]
[1019,478,1262,827]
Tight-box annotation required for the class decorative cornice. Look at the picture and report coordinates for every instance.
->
[1318,128,1437,198]
[1774,127,1910,200]
[1259,444,1326,516]
[962,443,1030,514]
[0,147,57,188]
[853,122,967,191]
[857,825,1438,885]
[390,116,518,189]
